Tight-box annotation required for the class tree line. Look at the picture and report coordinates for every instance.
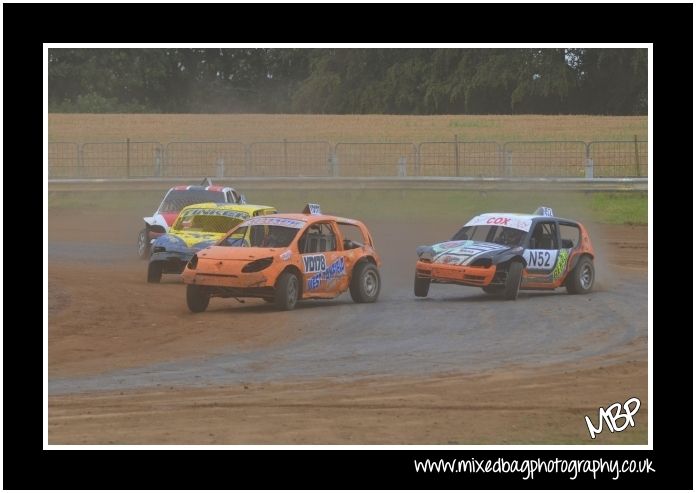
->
[48,48,647,115]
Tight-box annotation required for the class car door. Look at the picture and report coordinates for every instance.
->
[298,222,346,297]
[523,220,560,285]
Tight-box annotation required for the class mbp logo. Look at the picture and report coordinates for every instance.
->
[302,254,326,273]
[584,397,641,439]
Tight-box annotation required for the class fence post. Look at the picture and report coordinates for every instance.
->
[397,156,407,177]
[155,146,162,177]
[454,134,460,176]
[126,138,131,178]
[245,144,252,176]
[283,138,288,176]
[504,144,512,177]
[78,143,85,178]
[584,143,593,179]
[633,134,640,177]
[216,157,225,178]
[415,143,421,176]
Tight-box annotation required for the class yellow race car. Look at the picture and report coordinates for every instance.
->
[147,202,276,283]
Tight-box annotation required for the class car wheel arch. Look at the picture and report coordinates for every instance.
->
[278,265,303,292]
[567,251,594,272]
[496,254,527,269]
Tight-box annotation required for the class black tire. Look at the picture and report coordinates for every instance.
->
[566,256,595,294]
[350,262,381,303]
[138,228,150,259]
[275,272,300,310]
[414,275,430,297]
[502,261,523,300]
[147,262,163,283]
[482,285,504,295]
[186,284,210,313]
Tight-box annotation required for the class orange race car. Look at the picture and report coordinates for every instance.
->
[182,204,381,311]
[414,207,596,300]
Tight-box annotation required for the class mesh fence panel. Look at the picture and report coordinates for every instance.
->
[164,142,247,177]
[418,142,502,176]
[334,143,417,177]
[48,142,80,178]
[248,141,332,176]
[81,142,163,178]
[502,141,587,177]
[589,141,648,177]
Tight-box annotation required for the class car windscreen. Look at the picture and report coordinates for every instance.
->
[173,213,246,234]
[220,225,299,248]
[158,190,225,212]
[451,225,526,247]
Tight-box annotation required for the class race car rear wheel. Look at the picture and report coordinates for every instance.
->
[414,275,430,297]
[138,228,150,259]
[502,261,523,300]
[147,262,162,283]
[566,256,595,294]
[275,272,300,310]
[186,285,210,313]
[350,262,381,303]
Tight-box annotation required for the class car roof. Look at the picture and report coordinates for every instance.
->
[179,202,274,213]
[169,185,233,192]
[468,212,580,226]
[269,213,364,226]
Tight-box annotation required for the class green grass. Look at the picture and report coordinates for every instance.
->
[589,192,648,225]
[48,189,647,225]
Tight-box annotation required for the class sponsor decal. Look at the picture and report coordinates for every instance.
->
[244,216,305,228]
[302,254,326,273]
[181,208,250,219]
[280,250,292,261]
[432,241,506,265]
[438,241,466,249]
[524,249,559,270]
[307,257,346,290]
[440,255,460,265]
[552,249,569,279]
[465,214,532,232]
[486,217,511,225]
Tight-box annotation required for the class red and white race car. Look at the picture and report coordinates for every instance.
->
[137,180,245,259]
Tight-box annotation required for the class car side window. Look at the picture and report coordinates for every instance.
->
[559,223,580,249]
[530,222,558,250]
[299,223,337,253]
[337,223,366,250]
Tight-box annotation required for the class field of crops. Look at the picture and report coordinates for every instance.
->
[48,114,648,144]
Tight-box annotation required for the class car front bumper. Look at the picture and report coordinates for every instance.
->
[415,260,497,287]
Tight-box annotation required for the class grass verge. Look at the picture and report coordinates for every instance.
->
[49,189,647,225]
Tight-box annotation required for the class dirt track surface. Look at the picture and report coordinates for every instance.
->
[48,209,648,444]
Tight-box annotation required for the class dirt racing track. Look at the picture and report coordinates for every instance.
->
[48,209,649,444]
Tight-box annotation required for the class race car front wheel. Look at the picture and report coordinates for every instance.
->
[482,285,504,295]
[147,262,162,283]
[186,285,210,313]
[138,228,150,259]
[414,275,430,297]
[566,256,595,294]
[503,261,523,300]
[275,272,300,310]
[350,262,381,303]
